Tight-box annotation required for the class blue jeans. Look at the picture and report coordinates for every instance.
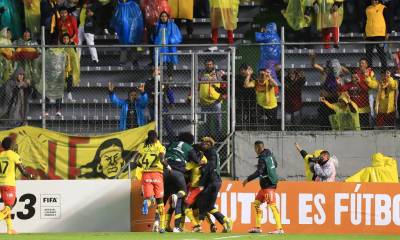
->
[201,101,222,140]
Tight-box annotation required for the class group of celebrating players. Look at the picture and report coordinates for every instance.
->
[134,130,284,234]
[134,131,233,233]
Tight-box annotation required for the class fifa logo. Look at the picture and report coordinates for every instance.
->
[42,197,58,203]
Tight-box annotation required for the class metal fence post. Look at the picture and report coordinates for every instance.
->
[41,26,46,129]
[280,27,285,131]
[155,47,159,134]
[194,53,199,142]
[191,53,195,136]
[227,51,231,175]
[231,47,236,178]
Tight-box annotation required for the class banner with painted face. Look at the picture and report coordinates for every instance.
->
[0,123,155,179]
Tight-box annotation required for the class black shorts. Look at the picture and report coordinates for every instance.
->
[197,181,221,213]
[163,170,187,202]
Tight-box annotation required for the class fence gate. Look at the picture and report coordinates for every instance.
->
[158,48,235,176]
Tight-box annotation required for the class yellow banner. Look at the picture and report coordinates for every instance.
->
[0,123,155,179]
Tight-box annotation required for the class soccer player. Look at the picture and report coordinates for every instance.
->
[242,140,284,234]
[163,132,199,232]
[195,137,233,233]
[0,137,33,234]
[135,130,167,233]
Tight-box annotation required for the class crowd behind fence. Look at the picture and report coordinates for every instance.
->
[0,40,400,135]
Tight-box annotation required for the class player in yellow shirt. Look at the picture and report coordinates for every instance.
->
[0,137,33,234]
[134,130,167,233]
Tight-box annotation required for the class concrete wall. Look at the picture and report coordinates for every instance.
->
[234,131,400,181]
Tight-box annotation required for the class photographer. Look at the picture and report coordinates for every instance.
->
[295,143,337,182]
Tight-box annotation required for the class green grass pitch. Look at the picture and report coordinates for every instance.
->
[0,233,397,240]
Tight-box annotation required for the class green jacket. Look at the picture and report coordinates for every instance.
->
[247,149,278,189]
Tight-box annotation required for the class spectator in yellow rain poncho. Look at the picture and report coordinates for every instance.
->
[295,143,325,181]
[23,0,41,39]
[282,0,314,31]
[209,0,239,46]
[346,153,399,183]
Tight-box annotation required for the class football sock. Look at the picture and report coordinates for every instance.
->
[210,209,225,226]
[5,214,13,231]
[184,208,199,226]
[157,203,165,229]
[0,206,11,220]
[253,200,262,228]
[269,203,282,230]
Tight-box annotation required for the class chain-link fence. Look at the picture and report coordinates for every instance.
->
[0,44,158,135]
[1,40,400,136]
[235,41,400,131]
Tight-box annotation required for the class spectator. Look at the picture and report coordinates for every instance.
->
[170,0,194,38]
[152,11,182,80]
[42,47,66,117]
[144,68,176,141]
[236,63,256,130]
[296,143,337,182]
[393,50,400,78]
[58,6,78,45]
[0,0,23,39]
[310,53,350,129]
[97,0,115,35]
[255,23,281,84]
[108,82,149,131]
[320,92,361,131]
[141,0,170,67]
[244,69,279,130]
[62,0,80,19]
[282,0,313,33]
[141,0,171,29]
[23,0,41,40]
[314,0,344,49]
[209,0,240,46]
[199,59,225,140]
[40,0,61,44]
[285,69,305,127]
[337,71,374,129]
[13,29,41,97]
[366,70,398,128]
[111,0,143,66]
[364,0,390,71]
[0,68,32,127]
[62,33,80,101]
[77,5,99,64]
[355,58,377,124]
[282,0,313,46]
[294,143,325,181]
[194,0,209,18]
[0,28,14,85]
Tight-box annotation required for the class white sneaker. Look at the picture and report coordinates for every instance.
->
[67,92,74,101]
[171,194,178,209]
[152,220,160,232]
[173,227,183,233]
[208,46,218,51]
[268,229,284,234]
[104,29,110,35]
[56,111,63,117]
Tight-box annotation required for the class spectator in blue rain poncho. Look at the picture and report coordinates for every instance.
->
[152,11,182,80]
[111,0,144,66]
[255,23,281,84]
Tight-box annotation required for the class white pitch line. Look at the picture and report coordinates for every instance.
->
[214,236,242,240]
